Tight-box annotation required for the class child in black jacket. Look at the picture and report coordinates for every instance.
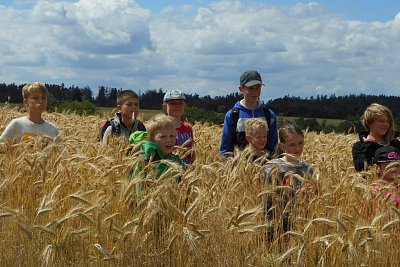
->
[352,103,400,172]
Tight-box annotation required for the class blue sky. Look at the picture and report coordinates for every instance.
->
[1,0,400,100]
[136,0,400,22]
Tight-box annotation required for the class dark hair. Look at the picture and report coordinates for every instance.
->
[117,90,139,105]
[276,123,304,156]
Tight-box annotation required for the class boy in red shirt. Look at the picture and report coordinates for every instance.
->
[163,89,195,164]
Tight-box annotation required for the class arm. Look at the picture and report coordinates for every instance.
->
[0,119,20,143]
[219,110,234,157]
[102,126,112,142]
[352,141,366,172]
[352,141,381,172]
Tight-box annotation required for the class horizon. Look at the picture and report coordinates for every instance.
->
[1,0,400,100]
[2,81,399,102]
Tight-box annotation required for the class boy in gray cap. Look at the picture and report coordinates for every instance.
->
[220,70,278,157]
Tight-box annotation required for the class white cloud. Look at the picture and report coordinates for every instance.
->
[0,0,399,100]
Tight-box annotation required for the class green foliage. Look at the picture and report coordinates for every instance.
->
[55,100,97,116]
[336,115,364,134]
[46,94,59,112]
[277,116,365,134]
[293,117,322,132]
[183,106,225,125]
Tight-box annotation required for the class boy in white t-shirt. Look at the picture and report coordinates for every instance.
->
[0,82,59,144]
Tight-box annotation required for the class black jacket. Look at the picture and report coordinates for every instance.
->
[352,131,400,172]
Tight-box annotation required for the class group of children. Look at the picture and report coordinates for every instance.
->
[2,73,400,240]
[0,82,194,180]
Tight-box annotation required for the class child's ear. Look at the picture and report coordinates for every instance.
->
[117,104,122,110]
[245,135,252,143]
[162,103,168,110]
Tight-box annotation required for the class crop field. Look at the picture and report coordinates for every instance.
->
[0,106,399,266]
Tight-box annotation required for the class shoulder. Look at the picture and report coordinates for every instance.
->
[179,122,192,131]
[299,160,312,169]
[265,158,284,168]
[44,120,58,128]
[352,140,365,152]
[10,116,27,124]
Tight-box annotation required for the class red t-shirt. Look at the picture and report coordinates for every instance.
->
[175,122,194,164]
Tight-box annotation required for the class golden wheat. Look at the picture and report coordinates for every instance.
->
[1,106,400,266]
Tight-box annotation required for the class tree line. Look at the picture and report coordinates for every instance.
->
[1,82,399,131]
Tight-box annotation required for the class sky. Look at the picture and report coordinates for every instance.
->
[1,0,400,101]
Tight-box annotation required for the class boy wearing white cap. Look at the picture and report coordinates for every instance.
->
[163,89,195,164]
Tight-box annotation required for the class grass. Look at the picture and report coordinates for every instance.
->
[278,116,343,126]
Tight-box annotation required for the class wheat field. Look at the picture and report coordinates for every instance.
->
[0,106,399,266]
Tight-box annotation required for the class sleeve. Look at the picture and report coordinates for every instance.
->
[352,141,382,172]
[352,141,366,172]
[102,126,112,142]
[267,110,278,155]
[0,119,20,143]
[390,138,400,150]
[219,110,234,157]
[264,164,273,185]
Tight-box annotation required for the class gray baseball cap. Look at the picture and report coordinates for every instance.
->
[240,70,265,87]
[163,89,186,103]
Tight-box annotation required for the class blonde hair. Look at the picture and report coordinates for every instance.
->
[145,114,175,141]
[276,123,304,156]
[361,103,394,143]
[22,82,48,99]
[117,90,139,105]
[245,118,268,136]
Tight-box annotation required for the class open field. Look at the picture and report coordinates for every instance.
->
[98,107,345,126]
[97,107,163,122]
[0,106,399,266]
[278,116,343,126]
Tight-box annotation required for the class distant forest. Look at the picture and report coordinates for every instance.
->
[1,82,400,120]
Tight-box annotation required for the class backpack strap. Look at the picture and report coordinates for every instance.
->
[99,120,111,141]
[231,106,271,147]
[110,118,121,135]
[262,106,271,127]
[231,108,239,145]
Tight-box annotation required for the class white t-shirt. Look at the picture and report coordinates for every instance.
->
[0,116,59,143]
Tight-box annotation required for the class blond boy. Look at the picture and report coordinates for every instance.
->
[245,118,269,159]
[102,90,146,142]
[0,82,59,143]
[130,114,185,179]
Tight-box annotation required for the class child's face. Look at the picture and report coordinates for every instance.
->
[23,89,47,114]
[369,114,390,138]
[119,97,139,119]
[282,133,304,156]
[163,100,185,119]
[247,128,268,151]
[239,84,261,104]
[153,126,176,156]
[378,162,400,184]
